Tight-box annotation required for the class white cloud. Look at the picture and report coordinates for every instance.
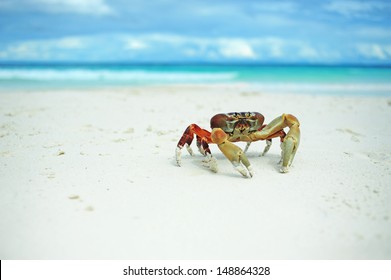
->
[0,37,85,60]
[55,37,84,49]
[0,42,41,60]
[121,34,256,59]
[124,39,149,50]
[0,34,311,61]
[4,33,391,63]
[324,0,390,18]
[255,37,285,58]
[31,0,114,15]
[357,43,391,60]
[218,39,257,59]
[298,45,319,59]
[144,34,192,45]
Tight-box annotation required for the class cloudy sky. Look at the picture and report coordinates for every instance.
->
[0,0,390,64]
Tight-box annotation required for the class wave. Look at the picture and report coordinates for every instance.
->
[0,69,238,83]
[1,66,391,95]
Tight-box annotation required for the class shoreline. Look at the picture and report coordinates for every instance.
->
[0,84,390,259]
[2,81,391,97]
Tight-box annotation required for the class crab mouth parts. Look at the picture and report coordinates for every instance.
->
[225,118,258,134]
[235,122,250,134]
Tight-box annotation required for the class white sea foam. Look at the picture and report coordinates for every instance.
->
[1,66,391,95]
[0,69,237,83]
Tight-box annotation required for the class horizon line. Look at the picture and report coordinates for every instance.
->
[1,61,391,68]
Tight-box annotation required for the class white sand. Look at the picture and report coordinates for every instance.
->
[0,84,390,259]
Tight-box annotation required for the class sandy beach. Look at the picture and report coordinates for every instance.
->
[0,84,390,259]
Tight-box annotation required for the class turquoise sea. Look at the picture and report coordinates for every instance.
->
[1,63,391,95]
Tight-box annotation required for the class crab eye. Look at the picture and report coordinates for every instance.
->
[225,120,237,132]
[247,119,258,129]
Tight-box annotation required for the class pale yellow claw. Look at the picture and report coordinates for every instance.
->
[211,128,253,178]
[252,114,300,172]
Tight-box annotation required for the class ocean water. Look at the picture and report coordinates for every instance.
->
[1,63,391,95]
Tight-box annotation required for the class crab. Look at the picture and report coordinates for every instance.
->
[175,112,300,177]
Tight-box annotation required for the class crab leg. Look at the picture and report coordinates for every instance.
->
[211,128,253,178]
[250,114,300,173]
[261,139,272,156]
[244,139,273,156]
[176,124,217,170]
[243,142,252,153]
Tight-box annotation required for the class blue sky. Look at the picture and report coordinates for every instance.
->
[0,0,390,64]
